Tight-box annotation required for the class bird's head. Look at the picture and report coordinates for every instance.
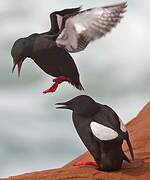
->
[56,95,99,116]
[11,38,29,76]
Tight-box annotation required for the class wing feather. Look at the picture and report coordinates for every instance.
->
[90,122,119,141]
[56,2,127,52]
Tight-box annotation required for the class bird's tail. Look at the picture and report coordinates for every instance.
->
[71,81,84,91]
[125,135,134,161]
[121,149,130,163]
[119,131,134,161]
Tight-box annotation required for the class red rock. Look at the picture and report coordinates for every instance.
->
[2,102,150,180]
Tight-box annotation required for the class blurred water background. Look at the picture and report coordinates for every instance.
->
[0,0,150,178]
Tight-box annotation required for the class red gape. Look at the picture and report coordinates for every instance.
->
[73,161,97,166]
[43,76,70,94]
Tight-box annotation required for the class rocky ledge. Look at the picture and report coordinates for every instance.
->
[2,102,150,180]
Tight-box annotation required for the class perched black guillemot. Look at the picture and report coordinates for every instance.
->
[11,7,83,93]
[55,2,127,53]
[56,95,134,171]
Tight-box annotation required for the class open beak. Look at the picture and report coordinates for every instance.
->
[55,102,71,109]
[12,59,24,77]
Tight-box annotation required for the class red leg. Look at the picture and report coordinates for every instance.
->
[73,161,97,167]
[43,76,70,94]
[43,82,59,94]
[53,76,70,82]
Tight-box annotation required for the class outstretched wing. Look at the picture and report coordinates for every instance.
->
[56,2,127,52]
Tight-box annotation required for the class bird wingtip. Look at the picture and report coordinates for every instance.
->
[102,1,128,10]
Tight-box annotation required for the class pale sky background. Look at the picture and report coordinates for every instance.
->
[0,0,150,178]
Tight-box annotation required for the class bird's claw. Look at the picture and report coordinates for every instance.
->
[43,82,59,94]
[43,76,70,94]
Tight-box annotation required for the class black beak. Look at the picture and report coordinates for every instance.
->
[12,63,16,73]
[55,102,71,109]
[12,59,24,77]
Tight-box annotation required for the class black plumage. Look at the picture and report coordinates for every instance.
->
[11,7,83,93]
[56,95,134,171]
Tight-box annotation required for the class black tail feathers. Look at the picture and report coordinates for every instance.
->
[73,81,84,91]
[121,149,130,163]
[126,135,134,161]
[119,131,134,161]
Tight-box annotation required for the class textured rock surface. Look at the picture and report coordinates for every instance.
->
[2,102,150,180]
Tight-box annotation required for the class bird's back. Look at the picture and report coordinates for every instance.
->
[94,104,121,132]
[31,43,80,81]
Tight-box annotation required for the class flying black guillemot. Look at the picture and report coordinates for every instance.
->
[11,7,83,93]
[54,2,127,53]
[56,95,134,171]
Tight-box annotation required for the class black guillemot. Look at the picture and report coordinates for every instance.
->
[11,7,83,93]
[56,95,134,171]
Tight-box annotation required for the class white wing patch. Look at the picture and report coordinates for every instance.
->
[119,118,127,132]
[75,23,86,34]
[56,19,80,52]
[70,8,104,41]
[90,122,118,141]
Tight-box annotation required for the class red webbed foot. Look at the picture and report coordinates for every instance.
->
[43,76,70,94]
[43,82,59,93]
[73,161,97,167]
